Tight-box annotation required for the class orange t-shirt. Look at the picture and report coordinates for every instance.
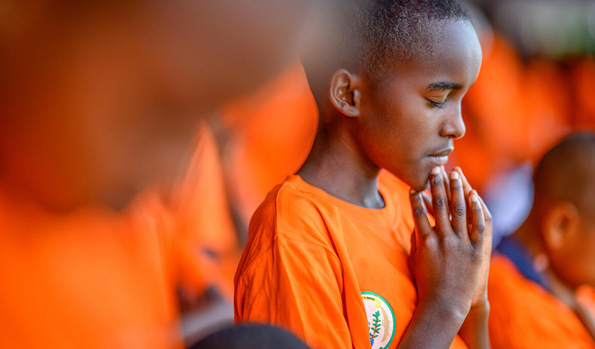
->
[234,171,468,349]
[172,120,241,300]
[0,191,194,348]
[488,254,595,349]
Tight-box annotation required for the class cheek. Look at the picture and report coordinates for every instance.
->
[359,88,437,188]
[557,232,595,286]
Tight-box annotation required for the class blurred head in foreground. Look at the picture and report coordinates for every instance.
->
[0,0,311,211]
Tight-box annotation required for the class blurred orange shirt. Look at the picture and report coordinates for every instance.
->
[234,171,468,349]
[488,255,595,349]
[221,63,318,226]
[0,189,212,348]
[172,120,241,300]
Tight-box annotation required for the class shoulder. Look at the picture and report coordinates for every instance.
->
[488,254,594,348]
[488,255,531,306]
[251,178,342,242]
[488,254,528,295]
[488,255,551,339]
[239,178,343,273]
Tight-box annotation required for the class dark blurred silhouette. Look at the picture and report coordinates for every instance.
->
[190,323,311,349]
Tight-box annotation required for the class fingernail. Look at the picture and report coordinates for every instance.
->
[431,166,440,175]
[450,171,459,180]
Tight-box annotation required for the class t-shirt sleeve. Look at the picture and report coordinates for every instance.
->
[235,236,352,349]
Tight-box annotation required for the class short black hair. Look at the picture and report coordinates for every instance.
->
[301,0,470,97]
[533,131,595,216]
[361,0,470,72]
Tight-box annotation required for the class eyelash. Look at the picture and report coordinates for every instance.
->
[429,100,446,108]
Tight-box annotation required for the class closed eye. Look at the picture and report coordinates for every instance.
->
[428,98,446,108]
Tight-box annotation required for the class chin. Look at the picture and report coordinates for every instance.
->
[412,180,429,193]
[409,168,431,192]
[383,166,428,192]
[400,174,428,193]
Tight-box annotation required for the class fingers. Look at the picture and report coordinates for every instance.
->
[453,166,474,226]
[476,194,492,231]
[409,190,433,237]
[448,170,466,235]
[475,193,493,252]
[453,166,472,197]
[440,166,451,202]
[468,191,486,247]
[422,192,434,217]
[429,167,450,234]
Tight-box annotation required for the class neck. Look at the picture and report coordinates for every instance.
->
[298,118,384,208]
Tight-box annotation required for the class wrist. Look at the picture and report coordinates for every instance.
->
[417,299,469,327]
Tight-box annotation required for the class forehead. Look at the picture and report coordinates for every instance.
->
[379,19,482,86]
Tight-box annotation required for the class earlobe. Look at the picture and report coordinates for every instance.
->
[328,68,361,118]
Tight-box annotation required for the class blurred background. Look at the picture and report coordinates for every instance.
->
[0,0,593,348]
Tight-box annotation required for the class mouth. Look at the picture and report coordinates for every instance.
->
[426,147,454,166]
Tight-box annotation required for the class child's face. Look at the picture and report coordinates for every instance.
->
[356,20,482,190]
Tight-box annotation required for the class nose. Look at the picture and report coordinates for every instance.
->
[440,103,466,139]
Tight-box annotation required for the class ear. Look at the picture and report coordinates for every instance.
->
[542,201,580,252]
[328,68,361,118]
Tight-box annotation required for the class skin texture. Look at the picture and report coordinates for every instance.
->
[299,18,491,348]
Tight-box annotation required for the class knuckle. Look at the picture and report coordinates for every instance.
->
[442,234,456,246]
[476,222,486,232]
[420,232,437,245]
[452,203,466,217]
[431,175,442,186]
[434,198,446,209]
[413,207,426,217]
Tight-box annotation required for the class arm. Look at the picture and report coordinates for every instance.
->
[400,166,491,349]
[458,301,490,349]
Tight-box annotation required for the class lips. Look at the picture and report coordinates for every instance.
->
[426,147,454,166]
[428,146,454,157]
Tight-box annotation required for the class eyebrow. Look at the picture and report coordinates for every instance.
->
[425,82,462,92]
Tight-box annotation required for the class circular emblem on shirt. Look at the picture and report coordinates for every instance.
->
[361,291,396,349]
